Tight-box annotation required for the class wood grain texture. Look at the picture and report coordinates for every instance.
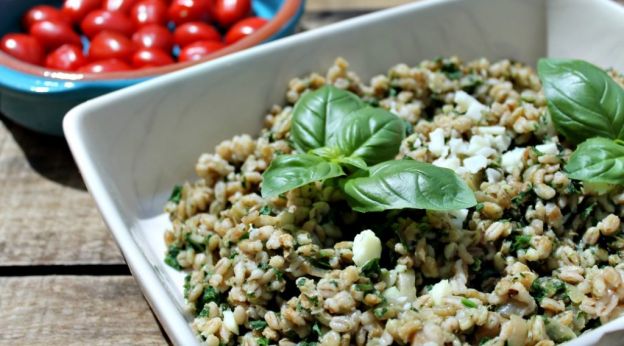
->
[0,118,124,266]
[0,276,168,345]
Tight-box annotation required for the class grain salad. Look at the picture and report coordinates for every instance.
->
[162,56,624,346]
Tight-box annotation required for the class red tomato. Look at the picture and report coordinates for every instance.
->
[103,0,136,13]
[0,33,45,65]
[29,20,82,51]
[224,17,267,45]
[173,22,220,48]
[178,40,224,62]
[80,10,135,38]
[78,58,131,72]
[88,31,135,61]
[62,0,103,24]
[212,0,250,28]
[167,0,211,26]
[131,47,173,68]
[23,5,70,30]
[45,44,88,71]
[131,0,168,26]
[132,24,173,50]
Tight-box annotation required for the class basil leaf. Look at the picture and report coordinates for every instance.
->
[565,137,624,184]
[538,58,624,143]
[342,160,476,212]
[261,154,344,198]
[291,85,365,152]
[336,107,405,165]
[336,156,368,170]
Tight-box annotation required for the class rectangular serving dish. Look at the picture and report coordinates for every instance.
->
[64,0,624,344]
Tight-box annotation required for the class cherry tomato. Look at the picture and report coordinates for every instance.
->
[132,24,173,50]
[167,0,211,26]
[224,17,267,45]
[173,22,220,48]
[23,5,70,30]
[62,0,103,24]
[45,44,88,71]
[212,0,250,28]
[78,58,131,73]
[103,0,136,13]
[131,0,168,26]
[80,10,135,38]
[29,20,82,50]
[88,31,135,61]
[131,47,173,68]
[178,40,224,62]
[0,33,45,65]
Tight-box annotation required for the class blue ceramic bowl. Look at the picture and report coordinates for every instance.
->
[0,0,305,135]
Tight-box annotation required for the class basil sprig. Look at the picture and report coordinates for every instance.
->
[566,138,624,184]
[538,58,624,185]
[261,85,477,212]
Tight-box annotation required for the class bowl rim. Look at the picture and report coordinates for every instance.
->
[0,0,302,81]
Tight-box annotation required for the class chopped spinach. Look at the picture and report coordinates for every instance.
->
[461,298,477,308]
[164,245,182,270]
[249,320,268,330]
[168,185,182,203]
[361,258,381,278]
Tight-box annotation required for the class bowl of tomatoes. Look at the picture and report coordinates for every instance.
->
[0,0,305,136]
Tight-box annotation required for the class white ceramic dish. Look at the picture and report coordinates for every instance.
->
[64,0,624,344]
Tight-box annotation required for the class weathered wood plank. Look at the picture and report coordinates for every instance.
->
[0,118,124,265]
[0,276,168,345]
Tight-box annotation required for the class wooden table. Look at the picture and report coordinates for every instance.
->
[0,1,410,344]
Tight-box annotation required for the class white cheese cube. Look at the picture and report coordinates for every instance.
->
[535,142,558,155]
[463,155,488,173]
[353,230,382,267]
[430,279,452,305]
[449,209,469,229]
[433,156,461,171]
[428,128,448,157]
[501,147,526,173]
[477,126,506,135]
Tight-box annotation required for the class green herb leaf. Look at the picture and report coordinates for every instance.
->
[361,258,381,278]
[537,58,624,143]
[249,320,268,330]
[355,283,374,292]
[261,153,344,198]
[312,322,322,337]
[336,156,368,170]
[259,205,272,215]
[531,277,565,302]
[373,306,388,318]
[342,160,477,212]
[309,256,332,270]
[565,137,624,184]
[461,298,477,308]
[164,245,182,270]
[511,235,532,252]
[257,337,270,346]
[291,85,365,152]
[169,185,182,203]
[335,107,405,165]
